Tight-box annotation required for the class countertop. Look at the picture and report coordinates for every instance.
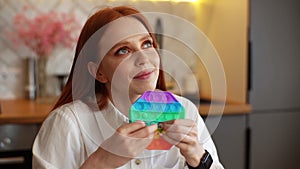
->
[0,99,251,124]
[0,99,53,124]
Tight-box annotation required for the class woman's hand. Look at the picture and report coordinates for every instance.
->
[161,119,206,167]
[81,121,157,169]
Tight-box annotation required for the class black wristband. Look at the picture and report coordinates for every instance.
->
[186,150,213,169]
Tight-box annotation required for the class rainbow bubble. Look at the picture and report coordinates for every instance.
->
[129,91,186,150]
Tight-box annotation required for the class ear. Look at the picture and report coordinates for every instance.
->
[87,61,108,83]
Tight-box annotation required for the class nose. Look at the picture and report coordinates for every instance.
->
[134,50,149,66]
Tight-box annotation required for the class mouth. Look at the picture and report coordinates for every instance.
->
[133,69,155,80]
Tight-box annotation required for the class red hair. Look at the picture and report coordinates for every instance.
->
[52,6,166,111]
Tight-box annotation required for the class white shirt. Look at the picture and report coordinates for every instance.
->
[32,95,224,169]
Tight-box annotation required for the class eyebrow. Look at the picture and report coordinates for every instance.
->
[110,34,152,50]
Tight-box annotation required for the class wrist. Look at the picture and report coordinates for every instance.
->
[186,150,213,169]
[186,148,205,167]
[95,148,116,169]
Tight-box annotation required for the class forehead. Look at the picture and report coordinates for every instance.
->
[98,17,150,56]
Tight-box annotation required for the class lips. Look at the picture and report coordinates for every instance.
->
[134,70,155,80]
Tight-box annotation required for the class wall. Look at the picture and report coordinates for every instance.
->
[0,0,199,99]
[196,0,249,103]
[0,0,89,98]
[0,0,249,104]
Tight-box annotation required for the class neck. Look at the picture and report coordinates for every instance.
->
[108,91,141,117]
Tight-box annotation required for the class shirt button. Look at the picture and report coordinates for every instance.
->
[135,159,142,165]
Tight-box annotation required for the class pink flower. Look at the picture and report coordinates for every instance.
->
[7,6,80,57]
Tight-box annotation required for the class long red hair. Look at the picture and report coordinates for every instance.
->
[52,6,166,111]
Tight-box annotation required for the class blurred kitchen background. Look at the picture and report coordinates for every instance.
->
[0,0,299,169]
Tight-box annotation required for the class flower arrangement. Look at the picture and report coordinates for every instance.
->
[8,7,80,58]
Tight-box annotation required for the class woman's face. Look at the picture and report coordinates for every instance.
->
[96,17,160,102]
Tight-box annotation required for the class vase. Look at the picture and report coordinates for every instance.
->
[36,57,48,98]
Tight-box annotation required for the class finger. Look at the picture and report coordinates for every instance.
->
[162,119,195,131]
[163,119,195,126]
[168,139,190,151]
[161,123,197,139]
[161,133,179,145]
[161,123,198,137]
[164,131,195,144]
[117,121,146,134]
[162,132,199,153]
[129,124,158,138]
[161,133,192,147]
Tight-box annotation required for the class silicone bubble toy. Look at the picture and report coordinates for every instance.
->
[129,90,186,150]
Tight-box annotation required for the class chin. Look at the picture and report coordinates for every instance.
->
[130,77,158,94]
[131,84,156,96]
[137,87,155,95]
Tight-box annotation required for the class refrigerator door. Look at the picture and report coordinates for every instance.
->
[249,0,300,110]
[249,1,300,169]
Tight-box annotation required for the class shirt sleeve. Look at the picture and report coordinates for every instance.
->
[32,106,85,169]
[180,97,225,169]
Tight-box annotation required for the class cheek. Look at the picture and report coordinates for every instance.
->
[107,60,132,82]
[99,62,116,81]
[150,51,161,67]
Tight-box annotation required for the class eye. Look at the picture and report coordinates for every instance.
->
[115,47,129,56]
[142,40,153,49]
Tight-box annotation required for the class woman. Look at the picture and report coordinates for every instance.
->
[32,6,224,169]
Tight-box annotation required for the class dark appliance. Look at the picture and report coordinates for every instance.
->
[0,124,39,169]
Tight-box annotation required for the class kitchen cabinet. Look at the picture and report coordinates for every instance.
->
[205,114,247,169]
[249,111,300,169]
[208,111,300,169]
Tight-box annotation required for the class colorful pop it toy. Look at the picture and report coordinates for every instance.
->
[129,90,186,150]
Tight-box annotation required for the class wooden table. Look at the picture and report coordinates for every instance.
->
[0,99,251,124]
